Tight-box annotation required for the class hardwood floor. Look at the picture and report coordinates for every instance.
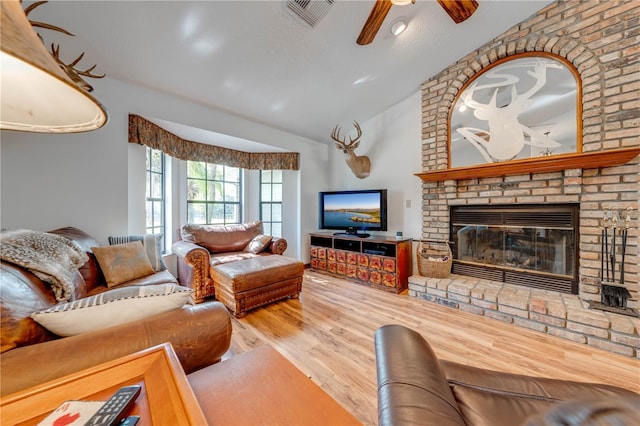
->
[225,271,640,425]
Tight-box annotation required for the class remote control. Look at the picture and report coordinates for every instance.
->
[120,415,140,426]
[86,385,141,426]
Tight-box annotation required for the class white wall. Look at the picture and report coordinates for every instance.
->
[1,77,329,260]
[328,91,423,241]
[1,77,421,264]
[1,97,129,241]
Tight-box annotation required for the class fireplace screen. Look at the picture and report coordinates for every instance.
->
[453,225,575,276]
[450,204,578,293]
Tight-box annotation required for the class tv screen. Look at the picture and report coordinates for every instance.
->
[319,189,387,236]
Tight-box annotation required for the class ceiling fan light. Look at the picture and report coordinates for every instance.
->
[391,0,414,5]
[0,0,107,133]
[390,20,407,36]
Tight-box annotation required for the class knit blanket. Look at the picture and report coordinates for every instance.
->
[0,230,89,302]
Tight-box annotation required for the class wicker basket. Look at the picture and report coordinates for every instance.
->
[417,240,452,278]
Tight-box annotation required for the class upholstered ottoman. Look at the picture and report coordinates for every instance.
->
[211,256,304,317]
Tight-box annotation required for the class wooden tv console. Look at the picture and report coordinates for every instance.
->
[309,233,412,293]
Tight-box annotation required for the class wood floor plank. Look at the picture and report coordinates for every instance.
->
[225,271,640,426]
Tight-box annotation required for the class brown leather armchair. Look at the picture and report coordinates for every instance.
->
[172,221,287,303]
[374,324,639,426]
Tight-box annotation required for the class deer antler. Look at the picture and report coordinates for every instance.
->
[23,0,105,92]
[24,1,75,36]
[331,121,363,148]
[50,44,105,92]
[331,125,346,148]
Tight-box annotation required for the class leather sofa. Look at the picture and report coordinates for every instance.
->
[172,221,288,303]
[375,324,639,426]
[0,227,232,397]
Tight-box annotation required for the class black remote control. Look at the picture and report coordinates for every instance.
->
[120,416,140,426]
[86,385,141,426]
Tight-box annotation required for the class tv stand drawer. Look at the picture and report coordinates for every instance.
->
[362,242,396,257]
[310,236,332,248]
[334,239,361,252]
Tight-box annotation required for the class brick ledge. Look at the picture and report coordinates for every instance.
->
[408,274,640,358]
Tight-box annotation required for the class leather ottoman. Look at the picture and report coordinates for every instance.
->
[211,256,304,317]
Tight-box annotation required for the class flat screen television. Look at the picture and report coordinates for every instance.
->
[318,189,387,237]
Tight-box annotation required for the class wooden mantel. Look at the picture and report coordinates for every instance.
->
[415,148,640,183]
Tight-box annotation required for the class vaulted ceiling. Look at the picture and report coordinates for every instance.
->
[29,0,553,145]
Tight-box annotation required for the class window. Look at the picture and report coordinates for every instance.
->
[146,147,165,240]
[260,170,282,237]
[187,162,242,224]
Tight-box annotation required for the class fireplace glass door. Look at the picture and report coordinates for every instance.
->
[450,204,578,294]
[453,225,575,277]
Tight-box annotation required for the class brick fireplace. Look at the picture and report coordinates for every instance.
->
[409,0,640,358]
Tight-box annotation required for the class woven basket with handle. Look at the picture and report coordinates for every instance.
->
[417,240,452,278]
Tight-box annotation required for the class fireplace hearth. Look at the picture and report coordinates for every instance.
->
[450,204,579,294]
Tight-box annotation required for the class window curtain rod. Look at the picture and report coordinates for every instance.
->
[128,114,299,170]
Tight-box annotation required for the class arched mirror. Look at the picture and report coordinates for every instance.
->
[449,53,581,168]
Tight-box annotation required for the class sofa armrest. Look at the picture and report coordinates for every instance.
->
[374,324,466,426]
[268,237,287,255]
[441,361,639,401]
[172,240,215,303]
[439,361,640,426]
[0,302,231,397]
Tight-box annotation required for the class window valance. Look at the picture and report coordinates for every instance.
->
[128,114,299,170]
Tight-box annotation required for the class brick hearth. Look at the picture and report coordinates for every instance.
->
[409,274,639,357]
[415,0,639,358]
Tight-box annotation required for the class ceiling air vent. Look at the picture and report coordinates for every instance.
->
[285,0,334,28]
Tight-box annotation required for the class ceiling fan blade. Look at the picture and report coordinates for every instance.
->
[357,0,393,46]
[437,0,479,24]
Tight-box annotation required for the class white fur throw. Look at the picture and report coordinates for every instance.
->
[0,230,89,302]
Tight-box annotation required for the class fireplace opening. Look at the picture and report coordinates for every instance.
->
[450,204,579,294]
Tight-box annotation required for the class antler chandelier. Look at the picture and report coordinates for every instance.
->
[0,0,107,133]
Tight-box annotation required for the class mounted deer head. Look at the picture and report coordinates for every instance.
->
[331,121,371,179]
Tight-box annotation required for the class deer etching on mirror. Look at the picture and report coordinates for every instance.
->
[456,59,562,163]
[331,121,371,179]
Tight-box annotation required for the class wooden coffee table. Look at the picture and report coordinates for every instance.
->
[2,344,360,425]
[0,343,206,426]
[188,345,362,425]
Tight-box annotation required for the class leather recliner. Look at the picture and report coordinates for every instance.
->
[374,324,639,426]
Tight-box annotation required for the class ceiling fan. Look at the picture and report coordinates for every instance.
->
[357,0,479,46]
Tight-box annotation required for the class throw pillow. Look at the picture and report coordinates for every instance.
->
[31,283,192,336]
[92,241,155,287]
[244,234,273,254]
[108,234,167,272]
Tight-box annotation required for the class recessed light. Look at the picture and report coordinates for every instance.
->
[353,75,377,85]
[390,20,407,36]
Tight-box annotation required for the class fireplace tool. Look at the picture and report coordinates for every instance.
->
[599,208,633,310]
[611,210,617,283]
[619,207,632,285]
[601,208,610,282]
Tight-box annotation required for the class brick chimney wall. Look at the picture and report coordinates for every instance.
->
[411,0,640,357]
